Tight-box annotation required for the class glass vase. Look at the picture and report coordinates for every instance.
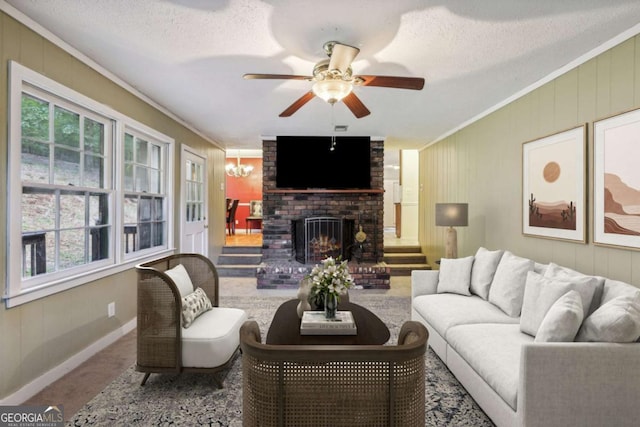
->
[324,293,338,319]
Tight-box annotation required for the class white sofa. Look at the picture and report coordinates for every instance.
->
[411,248,640,427]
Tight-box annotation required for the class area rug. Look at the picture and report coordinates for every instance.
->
[67,294,494,426]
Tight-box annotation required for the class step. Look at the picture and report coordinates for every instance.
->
[382,252,427,264]
[383,245,422,254]
[222,245,262,254]
[217,264,260,277]
[385,263,432,276]
[217,253,262,265]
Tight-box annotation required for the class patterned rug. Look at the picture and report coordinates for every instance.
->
[67,294,494,426]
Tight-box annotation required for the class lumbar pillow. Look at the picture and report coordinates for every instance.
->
[544,263,603,315]
[181,287,213,328]
[575,293,640,343]
[535,290,584,342]
[488,251,534,317]
[165,264,194,298]
[520,271,574,336]
[437,256,474,296]
[470,247,504,300]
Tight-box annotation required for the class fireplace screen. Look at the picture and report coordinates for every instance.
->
[294,217,353,264]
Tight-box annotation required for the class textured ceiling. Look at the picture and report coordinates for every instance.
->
[5,0,640,150]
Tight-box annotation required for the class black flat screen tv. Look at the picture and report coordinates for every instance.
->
[276,136,371,189]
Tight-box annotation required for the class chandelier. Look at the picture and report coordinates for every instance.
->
[225,156,254,177]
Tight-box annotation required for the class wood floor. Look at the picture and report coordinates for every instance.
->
[225,231,262,246]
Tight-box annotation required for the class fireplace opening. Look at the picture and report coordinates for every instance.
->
[293,217,354,264]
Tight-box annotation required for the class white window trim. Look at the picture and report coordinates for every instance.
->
[5,61,175,308]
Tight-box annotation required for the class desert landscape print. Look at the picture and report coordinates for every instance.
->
[527,137,578,231]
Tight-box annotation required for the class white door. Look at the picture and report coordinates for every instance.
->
[180,146,208,255]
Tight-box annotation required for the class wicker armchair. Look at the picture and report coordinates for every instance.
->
[136,253,247,386]
[240,320,428,427]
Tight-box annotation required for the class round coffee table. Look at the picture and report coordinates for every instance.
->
[266,299,390,345]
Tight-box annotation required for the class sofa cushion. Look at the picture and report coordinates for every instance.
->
[543,263,604,315]
[164,264,194,298]
[470,247,504,300]
[413,293,518,340]
[535,290,584,342]
[446,323,533,410]
[182,307,248,368]
[576,293,640,343]
[437,256,474,296]
[520,272,574,336]
[488,251,534,317]
[181,287,212,328]
[599,279,640,306]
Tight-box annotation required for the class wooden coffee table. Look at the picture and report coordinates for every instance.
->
[266,299,390,345]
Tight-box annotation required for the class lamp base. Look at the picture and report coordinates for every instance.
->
[444,227,458,259]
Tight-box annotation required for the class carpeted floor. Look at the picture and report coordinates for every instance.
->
[67,294,494,426]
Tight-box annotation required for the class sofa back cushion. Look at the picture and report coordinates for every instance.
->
[488,251,534,317]
[576,293,640,343]
[437,256,475,296]
[470,247,504,300]
[165,264,195,298]
[544,263,604,315]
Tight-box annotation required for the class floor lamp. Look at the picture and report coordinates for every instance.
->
[435,203,468,259]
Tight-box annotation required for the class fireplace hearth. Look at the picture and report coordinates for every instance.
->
[293,217,354,264]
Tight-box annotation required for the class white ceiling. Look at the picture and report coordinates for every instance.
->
[5,0,640,151]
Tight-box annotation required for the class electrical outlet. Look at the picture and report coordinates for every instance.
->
[108,302,116,318]
[235,219,239,224]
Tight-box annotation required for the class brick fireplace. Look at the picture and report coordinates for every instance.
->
[257,137,390,289]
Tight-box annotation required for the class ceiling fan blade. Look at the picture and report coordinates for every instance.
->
[328,43,360,74]
[342,92,370,118]
[243,73,312,80]
[356,75,425,90]
[279,91,315,117]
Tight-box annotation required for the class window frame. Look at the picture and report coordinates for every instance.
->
[5,61,175,308]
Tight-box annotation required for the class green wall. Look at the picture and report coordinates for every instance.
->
[420,34,640,287]
[0,11,227,399]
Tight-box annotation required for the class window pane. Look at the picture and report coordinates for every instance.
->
[54,106,80,148]
[60,191,85,229]
[84,154,104,188]
[89,193,109,226]
[124,133,134,162]
[139,223,151,250]
[135,165,149,192]
[89,226,109,261]
[140,197,152,221]
[59,228,85,269]
[21,94,49,140]
[136,138,148,165]
[124,164,134,191]
[84,118,104,154]
[54,147,80,186]
[22,188,55,232]
[124,195,138,224]
[22,230,49,277]
[153,222,164,246]
[185,160,192,180]
[151,144,160,168]
[21,140,49,183]
[149,169,160,194]
[154,198,163,220]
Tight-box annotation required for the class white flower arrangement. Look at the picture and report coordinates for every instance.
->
[307,256,354,305]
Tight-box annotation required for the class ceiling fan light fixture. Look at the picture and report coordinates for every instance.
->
[312,79,353,104]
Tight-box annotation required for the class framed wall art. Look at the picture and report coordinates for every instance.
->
[522,125,586,242]
[594,108,640,250]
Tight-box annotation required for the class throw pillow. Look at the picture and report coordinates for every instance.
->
[437,256,475,296]
[488,251,534,317]
[544,263,604,316]
[535,290,584,342]
[165,264,195,298]
[575,294,640,343]
[181,287,213,328]
[520,271,574,336]
[470,247,504,300]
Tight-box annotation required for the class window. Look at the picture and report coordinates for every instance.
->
[6,61,174,307]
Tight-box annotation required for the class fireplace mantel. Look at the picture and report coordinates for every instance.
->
[265,189,384,194]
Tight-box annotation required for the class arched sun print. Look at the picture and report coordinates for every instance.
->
[543,161,561,183]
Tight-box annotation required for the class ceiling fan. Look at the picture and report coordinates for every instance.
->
[243,41,425,118]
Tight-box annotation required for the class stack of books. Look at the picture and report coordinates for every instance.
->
[300,311,357,335]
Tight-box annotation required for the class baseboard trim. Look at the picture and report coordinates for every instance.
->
[0,318,136,405]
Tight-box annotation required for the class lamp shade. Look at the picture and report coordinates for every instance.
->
[435,203,468,227]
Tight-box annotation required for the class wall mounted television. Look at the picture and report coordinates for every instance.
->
[276,136,371,189]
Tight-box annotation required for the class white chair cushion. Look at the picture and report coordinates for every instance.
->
[181,307,248,368]
[535,290,584,342]
[488,251,534,317]
[470,247,504,300]
[164,264,194,298]
[437,256,474,296]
